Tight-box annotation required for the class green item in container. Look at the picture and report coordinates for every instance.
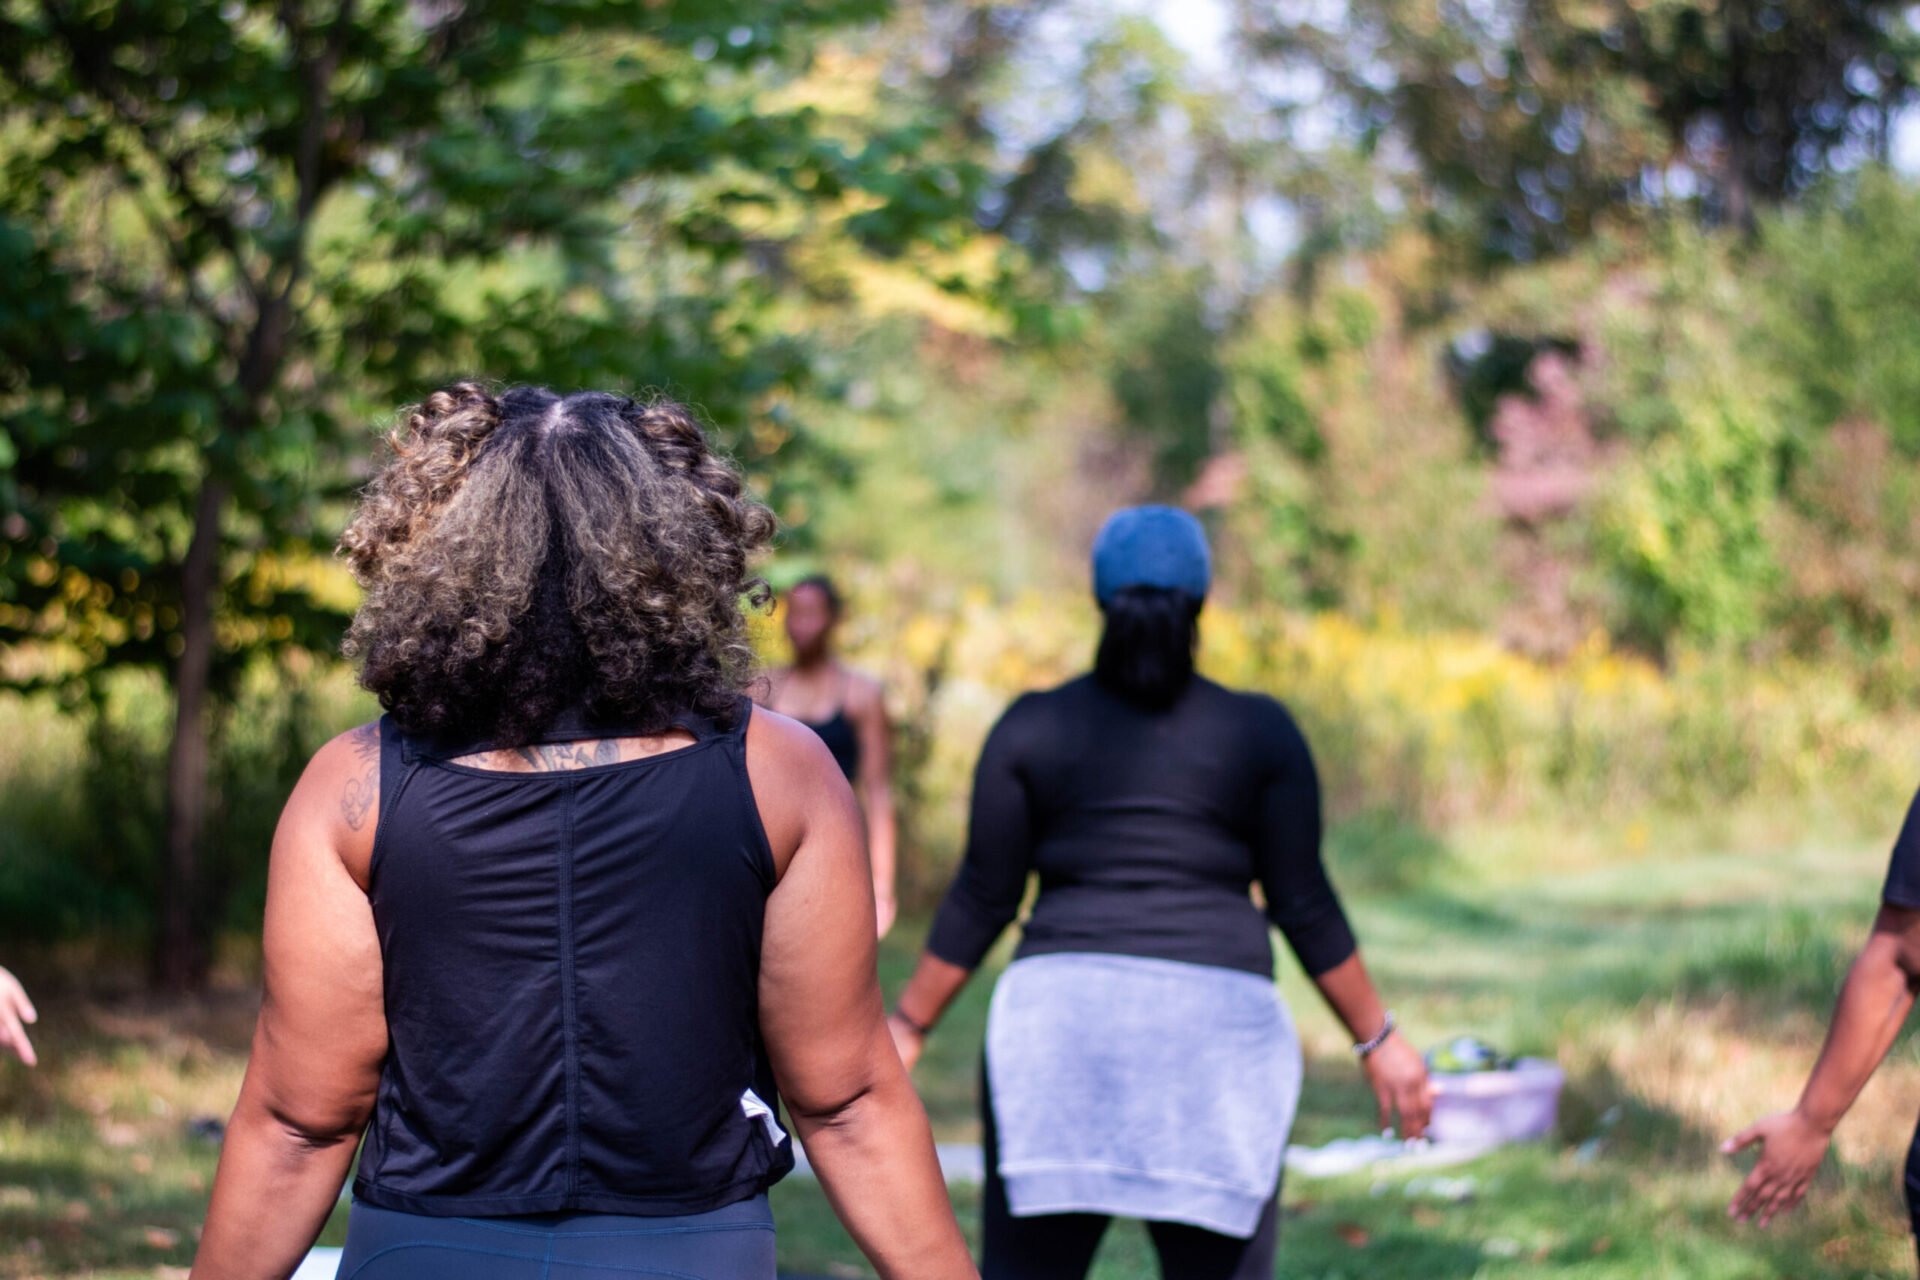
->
[1426,1036,1515,1073]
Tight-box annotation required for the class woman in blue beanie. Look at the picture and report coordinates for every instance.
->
[888,506,1430,1280]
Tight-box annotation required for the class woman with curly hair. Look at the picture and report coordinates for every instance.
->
[188,385,974,1280]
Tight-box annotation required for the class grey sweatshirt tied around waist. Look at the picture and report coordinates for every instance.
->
[985,952,1302,1238]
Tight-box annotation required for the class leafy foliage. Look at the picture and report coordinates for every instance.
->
[0,0,988,979]
[1240,0,1920,261]
[0,0,984,690]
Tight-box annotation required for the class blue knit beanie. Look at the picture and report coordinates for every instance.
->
[1091,505,1211,606]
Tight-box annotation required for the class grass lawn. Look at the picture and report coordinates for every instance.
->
[3,826,1917,1277]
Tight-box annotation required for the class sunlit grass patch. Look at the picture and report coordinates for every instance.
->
[1,825,1915,1278]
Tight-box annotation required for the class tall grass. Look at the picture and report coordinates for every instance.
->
[0,659,375,951]
[4,588,1914,943]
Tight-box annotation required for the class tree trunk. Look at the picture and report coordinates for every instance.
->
[156,477,225,991]
[1719,0,1758,237]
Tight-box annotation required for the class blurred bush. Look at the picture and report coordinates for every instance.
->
[771,578,1920,904]
[0,661,372,952]
[1,579,1910,941]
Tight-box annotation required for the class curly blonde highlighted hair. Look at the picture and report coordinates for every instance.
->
[339,383,777,744]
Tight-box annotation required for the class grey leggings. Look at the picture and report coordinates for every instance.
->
[334,1195,776,1279]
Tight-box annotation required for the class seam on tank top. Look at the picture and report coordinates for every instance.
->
[558,778,583,1201]
[727,711,779,892]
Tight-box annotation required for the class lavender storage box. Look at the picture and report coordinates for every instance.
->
[1428,1058,1565,1146]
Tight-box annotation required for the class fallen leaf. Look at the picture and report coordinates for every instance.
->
[1412,1206,1444,1228]
[1335,1222,1371,1247]
[144,1226,180,1249]
[61,1200,90,1223]
[130,1153,154,1175]
[1591,1236,1612,1254]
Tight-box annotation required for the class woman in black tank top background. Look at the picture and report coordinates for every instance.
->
[187,385,974,1280]
[763,575,900,937]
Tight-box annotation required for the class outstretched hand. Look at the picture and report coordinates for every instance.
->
[1723,1110,1829,1227]
[0,967,38,1067]
[1362,1032,1432,1139]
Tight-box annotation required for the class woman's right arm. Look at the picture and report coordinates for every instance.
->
[749,709,976,1280]
[192,729,388,1279]
[888,704,1038,1069]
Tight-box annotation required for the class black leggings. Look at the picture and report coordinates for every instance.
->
[979,1062,1280,1280]
[1906,1112,1920,1274]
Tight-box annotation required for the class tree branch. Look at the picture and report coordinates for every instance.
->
[37,0,264,306]
[284,0,359,225]
[116,168,242,354]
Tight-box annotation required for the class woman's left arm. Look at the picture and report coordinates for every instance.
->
[1256,701,1432,1138]
[849,675,899,937]
[1309,953,1433,1139]
[191,728,388,1280]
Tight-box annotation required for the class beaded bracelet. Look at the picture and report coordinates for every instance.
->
[1352,1011,1397,1059]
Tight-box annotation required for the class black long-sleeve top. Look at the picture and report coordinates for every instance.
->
[926,674,1358,980]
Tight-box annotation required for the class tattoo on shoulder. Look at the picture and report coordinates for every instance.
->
[341,723,379,831]
[512,740,622,772]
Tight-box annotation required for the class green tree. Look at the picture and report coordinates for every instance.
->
[1752,170,1920,456]
[0,0,980,986]
[1599,400,1781,654]
[1239,0,1919,261]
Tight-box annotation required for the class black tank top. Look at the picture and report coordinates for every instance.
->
[351,697,794,1217]
[802,707,860,781]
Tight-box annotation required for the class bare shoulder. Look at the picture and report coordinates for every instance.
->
[283,721,382,883]
[841,668,887,718]
[744,704,858,876]
[745,703,845,789]
[315,721,381,824]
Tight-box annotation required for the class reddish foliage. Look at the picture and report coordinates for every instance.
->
[1485,350,1616,658]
